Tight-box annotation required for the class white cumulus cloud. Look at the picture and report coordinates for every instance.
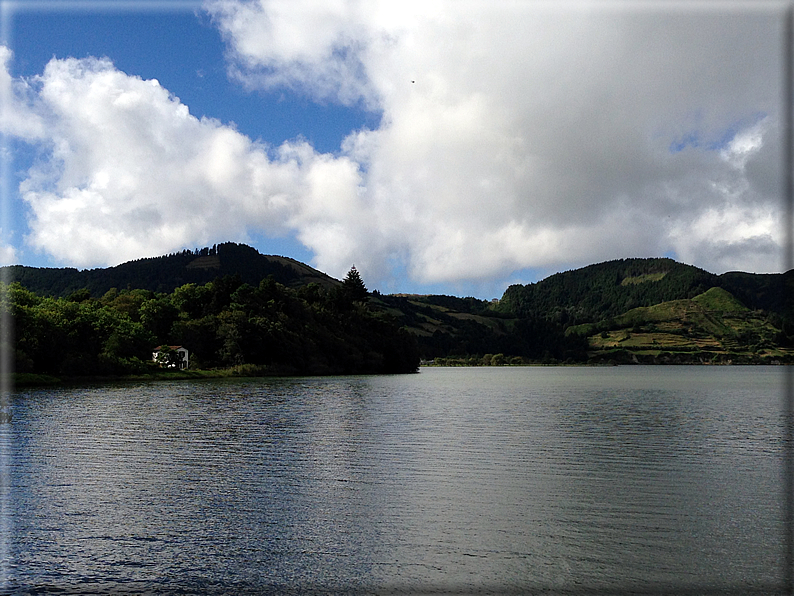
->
[207,0,785,281]
[0,47,45,140]
[0,240,16,266]
[6,52,366,269]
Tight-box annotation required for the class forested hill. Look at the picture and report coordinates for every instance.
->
[497,258,793,325]
[2,243,339,298]
[4,249,793,373]
[7,268,420,377]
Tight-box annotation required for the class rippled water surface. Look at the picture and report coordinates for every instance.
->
[1,366,788,593]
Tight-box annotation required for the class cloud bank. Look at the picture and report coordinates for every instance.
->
[3,2,786,289]
[5,49,366,269]
[0,239,16,266]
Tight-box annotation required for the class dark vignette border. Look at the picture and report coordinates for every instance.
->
[0,2,791,595]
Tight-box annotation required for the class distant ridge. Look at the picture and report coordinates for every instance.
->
[497,257,793,324]
[4,248,793,367]
[2,242,340,298]
[4,249,791,326]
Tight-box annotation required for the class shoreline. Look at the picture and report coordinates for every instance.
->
[8,359,791,388]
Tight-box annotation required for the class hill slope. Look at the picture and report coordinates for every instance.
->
[2,242,339,298]
[5,249,791,366]
[376,258,793,364]
[498,257,793,324]
[566,287,792,364]
[371,293,587,363]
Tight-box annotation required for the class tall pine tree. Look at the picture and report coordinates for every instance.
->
[343,266,368,302]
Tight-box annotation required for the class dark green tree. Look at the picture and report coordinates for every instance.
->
[139,296,179,344]
[343,266,368,302]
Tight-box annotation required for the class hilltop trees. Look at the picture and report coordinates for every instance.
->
[7,254,791,375]
[0,242,329,298]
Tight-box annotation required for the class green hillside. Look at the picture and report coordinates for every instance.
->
[384,259,793,365]
[497,257,793,328]
[497,258,720,324]
[370,294,586,364]
[566,287,792,364]
[4,248,792,369]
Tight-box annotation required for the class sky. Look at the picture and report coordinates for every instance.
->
[0,0,789,298]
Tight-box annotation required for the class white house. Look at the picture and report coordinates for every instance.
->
[153,345,189,370]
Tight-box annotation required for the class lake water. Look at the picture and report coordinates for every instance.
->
[0,366,788,594]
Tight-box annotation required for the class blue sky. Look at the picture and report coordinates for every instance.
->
[10,7,383,152]
[5,4,376,273]
[0,1,787,298]
[5,3,377,266]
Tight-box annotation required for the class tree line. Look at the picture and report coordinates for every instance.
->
[1,242,327,298]
[3,268,420,378]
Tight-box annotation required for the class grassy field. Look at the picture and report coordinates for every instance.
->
[574,287,793,363]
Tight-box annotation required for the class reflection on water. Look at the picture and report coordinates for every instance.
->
[2,366,787,594]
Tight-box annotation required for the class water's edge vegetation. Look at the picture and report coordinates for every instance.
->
[10,366,319,387]
[3,266,421,381]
